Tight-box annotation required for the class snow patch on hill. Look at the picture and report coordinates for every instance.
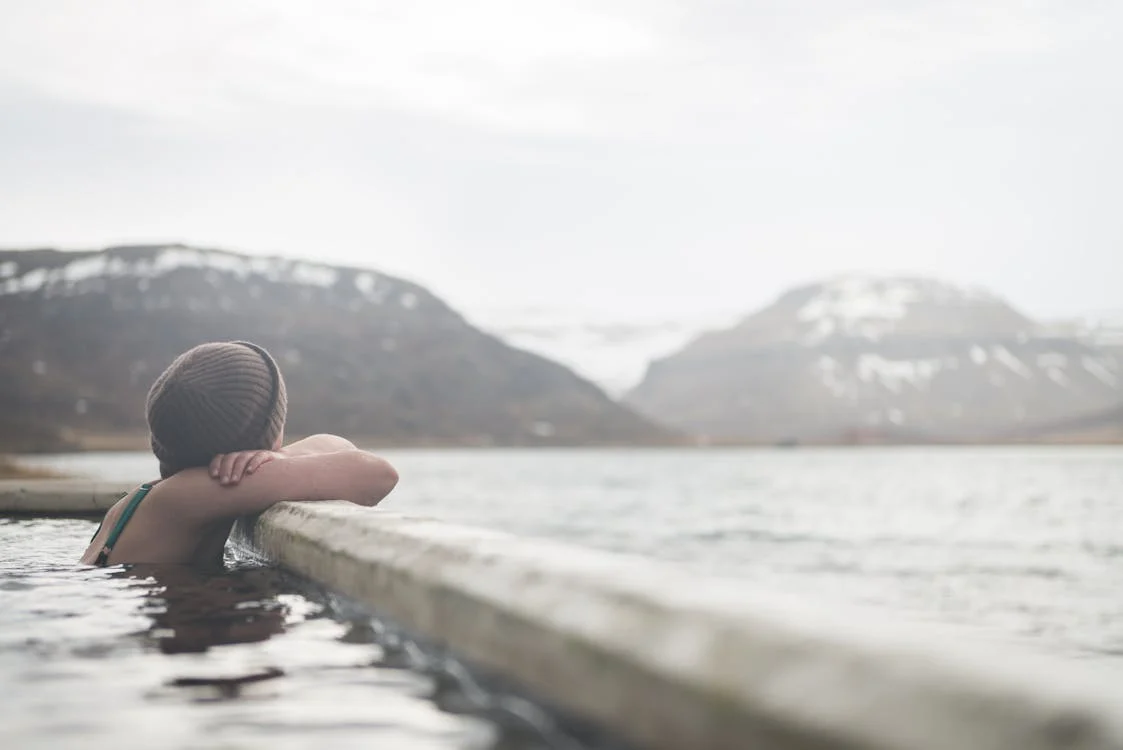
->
[795,276,1003,343]
[1043,310,1123,351]
[797,277,920,341]
[0,246,405,306]
[810,347,1119,404]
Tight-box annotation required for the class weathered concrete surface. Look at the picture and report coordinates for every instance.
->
[235,501,1123,750]
[0,480,132,513]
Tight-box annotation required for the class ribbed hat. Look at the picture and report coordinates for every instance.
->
[146,341,288,478]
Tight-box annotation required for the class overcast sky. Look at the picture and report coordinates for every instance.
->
[1,0,1119,322]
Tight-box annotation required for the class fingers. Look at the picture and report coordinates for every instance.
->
[210,454,224,480]
[245,451,276,476]
[227,451,256,485]
[217,452,240,485]
[211,451,278,485]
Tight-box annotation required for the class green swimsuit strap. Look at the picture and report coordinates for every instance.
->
[87,489,129,543]
[94,482,154,566]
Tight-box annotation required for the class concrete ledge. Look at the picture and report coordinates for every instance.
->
[0,480,132,514]
[235,501,1123,750]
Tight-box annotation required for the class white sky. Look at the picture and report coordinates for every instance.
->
[1,0,1120,322]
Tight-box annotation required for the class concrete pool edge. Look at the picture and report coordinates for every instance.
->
[235,501,1123,750]
[0,479,128,513]
[7,481,1123,750]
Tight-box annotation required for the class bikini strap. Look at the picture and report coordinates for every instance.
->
[87,489,130,544]
[94,483,154,566]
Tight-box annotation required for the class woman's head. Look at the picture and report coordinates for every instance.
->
[146,341,287,478]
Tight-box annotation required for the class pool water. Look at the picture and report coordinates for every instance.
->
[31,446,1122,661]
[0,518,613,750]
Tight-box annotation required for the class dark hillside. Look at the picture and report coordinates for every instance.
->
[0,245,674,451]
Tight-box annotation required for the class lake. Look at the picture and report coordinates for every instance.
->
[18,446,1123,662]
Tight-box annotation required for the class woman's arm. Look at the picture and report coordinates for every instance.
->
[210,434,361,485]
[175,449,399,522]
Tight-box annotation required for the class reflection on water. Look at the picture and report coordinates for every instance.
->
[119,564,289,655]
[0,518,616,750]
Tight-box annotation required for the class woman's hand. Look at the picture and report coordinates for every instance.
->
[209,450,283,486]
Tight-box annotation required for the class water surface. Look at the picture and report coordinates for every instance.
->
[19,446,1123,660]
[0,518,604,750]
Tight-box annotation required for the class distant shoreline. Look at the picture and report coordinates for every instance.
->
[0,455,70,479]
[6,439,1122,480]
[3,431,1120,458]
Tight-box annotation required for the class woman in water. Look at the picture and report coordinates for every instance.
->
[81,340,398,567]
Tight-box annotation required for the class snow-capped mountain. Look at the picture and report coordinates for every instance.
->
[0,245,672,451]
[626,276,1121,443]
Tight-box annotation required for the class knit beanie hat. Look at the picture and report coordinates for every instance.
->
[146,341,288,478]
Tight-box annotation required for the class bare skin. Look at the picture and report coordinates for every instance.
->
[80,434,398,567]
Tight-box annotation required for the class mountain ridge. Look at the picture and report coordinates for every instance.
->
[0,244,677,451]
[625,276,1121,444]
